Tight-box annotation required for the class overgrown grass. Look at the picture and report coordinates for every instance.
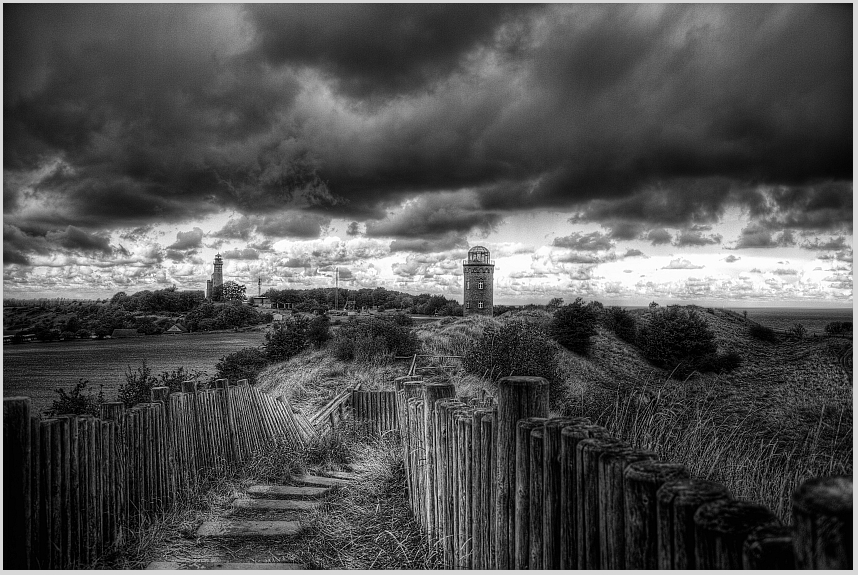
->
[294,432,441,569]
[565,375,853,522]
[418,310,853,525]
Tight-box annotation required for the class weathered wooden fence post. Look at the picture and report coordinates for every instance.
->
[791,475,852,569]
[101,401,127,547]
[624,460,688,569]
[576,436,628,569]
[656,478,731,569]
[481,409,497,569]
[541,417,589,569]
[455,409,474,568]
[597,445,655,569]
[422,382,456,545]
[470,407,492,569]
[436,398,464,566]
[494,376,549,570]
[514,417,547,569]
[559,423,607,568]
[4,397,32,569]
[528,426,545,570]
[693,499,780,569]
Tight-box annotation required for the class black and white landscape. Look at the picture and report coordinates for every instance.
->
[3,5,853,571]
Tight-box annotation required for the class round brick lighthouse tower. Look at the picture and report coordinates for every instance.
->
[463,246,494,316]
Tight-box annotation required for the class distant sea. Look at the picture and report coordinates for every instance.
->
[729,307,853,335]
[3,331,266,414]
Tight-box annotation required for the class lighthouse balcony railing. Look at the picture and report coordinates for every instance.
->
[463,258,495,265]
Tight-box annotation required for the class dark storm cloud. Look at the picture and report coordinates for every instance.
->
[221,248,260,260]
[734,223,796,249]
[246,4,533,100]
[552,231,613,251]
[389,233,468,254]
[674,230,722,248]
[801,236,850,251]
[647,228,673,246]
[3,4,852,238]
[365,194,502,240]
[213,214,329,240]
[346,222,361,237]
[166,228,204,251]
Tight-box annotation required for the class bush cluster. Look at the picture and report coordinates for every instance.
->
[749,323,778,343]
[265,315,311,362]
[637,306,718,378]
[332,313,418,362]
[462,318,558,383]
[549,298,600,355]
[215,348,269,386]
[47,379,104,417]
[825,321,852,335]
[117,360,209,407]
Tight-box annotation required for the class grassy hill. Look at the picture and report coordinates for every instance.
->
[254,306,851,521]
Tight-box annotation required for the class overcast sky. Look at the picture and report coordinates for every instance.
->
[3,4,852,306]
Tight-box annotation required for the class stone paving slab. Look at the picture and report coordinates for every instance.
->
[232,498,319,511]
[147,561,305,569]
[247,485,329,499]
[196,520,303,538]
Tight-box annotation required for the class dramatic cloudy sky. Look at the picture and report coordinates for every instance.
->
[4,4,853,305]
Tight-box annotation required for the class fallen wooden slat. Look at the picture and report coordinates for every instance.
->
[321,470,364,481]
[246,485,329,499]
[146,561,305,570]
[196,520,303,538]
[290,474,352,487]
[232,498,319,511]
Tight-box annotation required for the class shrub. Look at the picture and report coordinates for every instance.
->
[215,347,269,385]
[332,315,418,362]
[47,379,104,416]
[637,306,717,378]
[749,324,778,343]
[117,360,158,407]
[604,306,637,344]
[463,318,558,383]
[156,366,209,392]
[789,323,807,340]
[549,297,599,355]
[825,321,853,335]
[307,314,331,348]
[695,351,743,374]
[266,315,310,361]
[115,361,211,407]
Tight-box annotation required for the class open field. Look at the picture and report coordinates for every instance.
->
[3,331,266,413]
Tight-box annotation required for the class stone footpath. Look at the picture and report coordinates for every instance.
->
[146,472,360,570]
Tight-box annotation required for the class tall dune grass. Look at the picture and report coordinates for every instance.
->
[567,378,853,522]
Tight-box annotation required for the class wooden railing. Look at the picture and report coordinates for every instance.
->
[3,379,309,569]
[376,376,852,570]
[308,383,361,434]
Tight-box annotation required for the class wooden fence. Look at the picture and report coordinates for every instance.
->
[308,384,361,435]
[351,389,400,435]
[381,375,852,570]
[3,379,310,569]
